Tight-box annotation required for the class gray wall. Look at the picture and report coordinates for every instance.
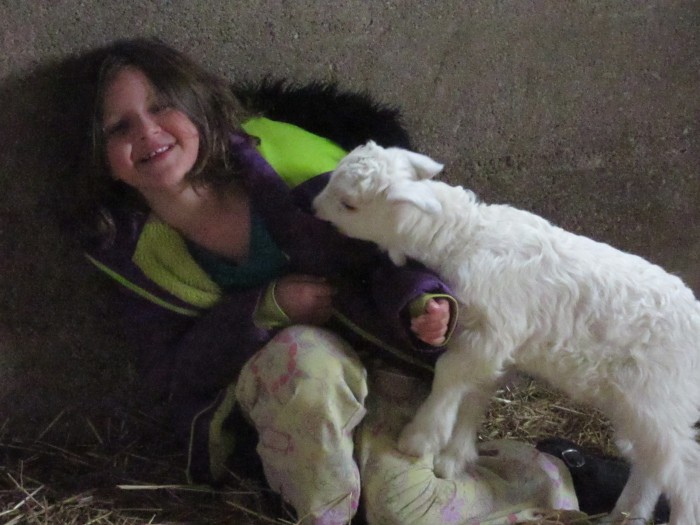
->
[1,0,698,438]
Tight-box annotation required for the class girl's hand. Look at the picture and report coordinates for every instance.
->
[274,274,336,325]
[411,298,450,346]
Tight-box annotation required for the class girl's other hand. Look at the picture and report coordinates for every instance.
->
[274,274,336,325]
[411,298,450,346]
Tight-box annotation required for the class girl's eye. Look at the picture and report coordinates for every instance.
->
[103,120,129,138]
[341,201,357,211]
[150,101,172,114]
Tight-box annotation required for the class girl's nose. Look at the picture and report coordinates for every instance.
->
[137,114,161,139]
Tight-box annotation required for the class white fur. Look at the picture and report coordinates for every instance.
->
[313,141,700,525]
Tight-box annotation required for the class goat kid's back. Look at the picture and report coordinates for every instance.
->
[400,179,700,401]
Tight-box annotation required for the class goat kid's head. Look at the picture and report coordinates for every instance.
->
[313,141,444,256]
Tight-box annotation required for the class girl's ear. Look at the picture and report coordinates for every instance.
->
[386,181,442,214]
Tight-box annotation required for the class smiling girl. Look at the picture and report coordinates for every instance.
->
[62,37,584,525]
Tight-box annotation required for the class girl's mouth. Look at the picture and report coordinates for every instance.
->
[140,144,173,163]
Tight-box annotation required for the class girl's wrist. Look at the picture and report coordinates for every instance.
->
[253,281,291,329]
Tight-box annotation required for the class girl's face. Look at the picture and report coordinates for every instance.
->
[101,66,200,197]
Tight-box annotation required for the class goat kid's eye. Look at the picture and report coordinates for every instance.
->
[341,201,357,211]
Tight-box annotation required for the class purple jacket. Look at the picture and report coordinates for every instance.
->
[86,132,454,482]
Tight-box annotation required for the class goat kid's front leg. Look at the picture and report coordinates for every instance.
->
[397,347,469,458]
[604,462,659,524]
[434,382,497,479]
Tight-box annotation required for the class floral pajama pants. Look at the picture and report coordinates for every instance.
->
[235,326,579,525]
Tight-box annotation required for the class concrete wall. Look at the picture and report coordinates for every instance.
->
[1,0,698,438]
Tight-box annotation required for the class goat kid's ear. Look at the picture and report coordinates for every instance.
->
[386,181,442,214]
[404,150,444,180]
[388,249,407,266]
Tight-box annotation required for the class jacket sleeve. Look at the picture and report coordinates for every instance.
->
[168,286,277,399]
[371,260,459,353]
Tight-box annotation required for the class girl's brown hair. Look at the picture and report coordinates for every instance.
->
[66,37,247,248]
[90,37,246,187]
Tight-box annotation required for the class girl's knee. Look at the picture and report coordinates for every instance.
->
[273,325,361,368]
[237,325,367,423]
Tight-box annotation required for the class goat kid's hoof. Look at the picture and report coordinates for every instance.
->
[434,443,479,480]
[434,453,464,480]
[397,427,437,458]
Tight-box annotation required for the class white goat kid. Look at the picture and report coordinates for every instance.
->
[313,141,700,525]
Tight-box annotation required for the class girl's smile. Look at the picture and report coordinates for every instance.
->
[141,144,173,162]
[101,66,200,198]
